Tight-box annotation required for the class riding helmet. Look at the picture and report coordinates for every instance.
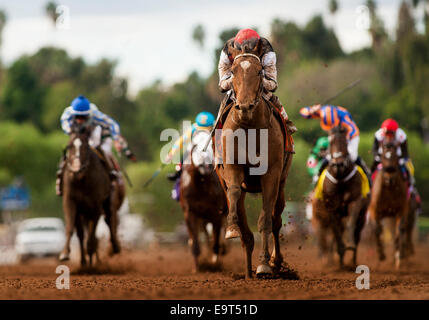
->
[195,111,215,127]
[71,95,91,115]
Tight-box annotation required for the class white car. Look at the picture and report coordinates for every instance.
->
[15,217,66,261]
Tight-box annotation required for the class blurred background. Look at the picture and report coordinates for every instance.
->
[0,0,428,244]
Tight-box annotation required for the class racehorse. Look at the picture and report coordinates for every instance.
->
[312,126,369,269]
[214,46,293,278]
[179,130,228,272]
[59,123,124,266]
[369,138,408,269]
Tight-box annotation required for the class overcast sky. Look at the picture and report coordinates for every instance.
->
[0,0,418,95]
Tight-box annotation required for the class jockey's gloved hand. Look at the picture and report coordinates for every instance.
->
[125,149,136,162]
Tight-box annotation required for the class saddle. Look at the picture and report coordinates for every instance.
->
[315,167,370,201]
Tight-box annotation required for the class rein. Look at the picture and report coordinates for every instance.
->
[325,165,357,184]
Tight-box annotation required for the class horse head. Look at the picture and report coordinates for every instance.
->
[381,139,400,185]
[189,131,214,176]
[66,123,92,178]
[328,126,351,178]
[230,52,264,124]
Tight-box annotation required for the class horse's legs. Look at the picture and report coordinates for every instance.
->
[86,217,99,267]
[352,207,366,267]
[59,198,76,261]
[236,191,254,279]
[332,216,345,269]
[257,173,280,275]
[185,213,200,273]
[211,220,221,264]
[223,167,245,239]
[104,195,121,255]
[76,215,86,266]
[270,179,285,270]
[395,214,407,270]
[225,185,242,239]
[374,217,386,261]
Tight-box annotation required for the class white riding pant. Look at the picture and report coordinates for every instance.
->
[348,136,359,162]
[89,125,113,157]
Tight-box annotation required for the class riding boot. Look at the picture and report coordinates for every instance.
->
[269,95,297,134]
[356,156,372,187]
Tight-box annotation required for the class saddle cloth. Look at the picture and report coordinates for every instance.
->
[315,166,370,200]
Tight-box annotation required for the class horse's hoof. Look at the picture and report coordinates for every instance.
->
[225,225,241,239]
[395,251,401,270]
[211,254,219,264]
[59,253,70,261]
[256,264,273,276]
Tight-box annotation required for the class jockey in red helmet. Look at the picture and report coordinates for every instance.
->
[216,28,297,134]
[372,119,415,187]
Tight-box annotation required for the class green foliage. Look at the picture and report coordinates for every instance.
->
[0,57,46,127]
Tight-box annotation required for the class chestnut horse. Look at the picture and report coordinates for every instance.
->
[59,124,124,266]
[312,126,369,268]
[215,50,293,278]
[369,139,408,269]
[180,130,228,272]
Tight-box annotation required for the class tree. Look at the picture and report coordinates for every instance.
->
[0,57,45,127]
[0,9,6,54]
[396,0,415,45]
[192,24,205,49]
[329,0,339,15]
[45,1,58,26]
[366,0,388,50]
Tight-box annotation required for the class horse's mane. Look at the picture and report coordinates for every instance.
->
[330,125,347,135]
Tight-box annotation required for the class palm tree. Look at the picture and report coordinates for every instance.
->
[0,9,7,51]
[366,0,388,49]
[329,0,338,15]
[45,1,58,26]
[192,24,205,49]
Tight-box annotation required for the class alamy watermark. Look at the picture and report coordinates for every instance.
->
[56,265,70,290]
[355,265,370,290]
[159,121,269,175]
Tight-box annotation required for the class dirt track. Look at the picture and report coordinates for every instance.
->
[1,238,429,300]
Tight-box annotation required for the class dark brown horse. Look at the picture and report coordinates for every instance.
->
[369,138,408,269]
[59,124,124,266]
[215,49,293,278]
[312,126,369,268]
[180,131,228,272]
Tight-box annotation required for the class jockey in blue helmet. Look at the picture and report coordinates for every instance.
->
[56,95,136,196]
[165,111,215,200]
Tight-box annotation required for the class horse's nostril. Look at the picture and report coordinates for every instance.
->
[249,104,255,110]
[234,104,240,110]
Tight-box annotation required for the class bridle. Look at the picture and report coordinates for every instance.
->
[381,142,399,174]
[230,53,269,128]
[326,133,356,184]
[232,53,264,107]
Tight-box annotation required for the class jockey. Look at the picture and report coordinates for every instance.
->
[307,136,329,184]
[165,111,215,200]
[56,95,136,196]
[371,119,415,186]
[299,104,371,181]
[217,28,297,134]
